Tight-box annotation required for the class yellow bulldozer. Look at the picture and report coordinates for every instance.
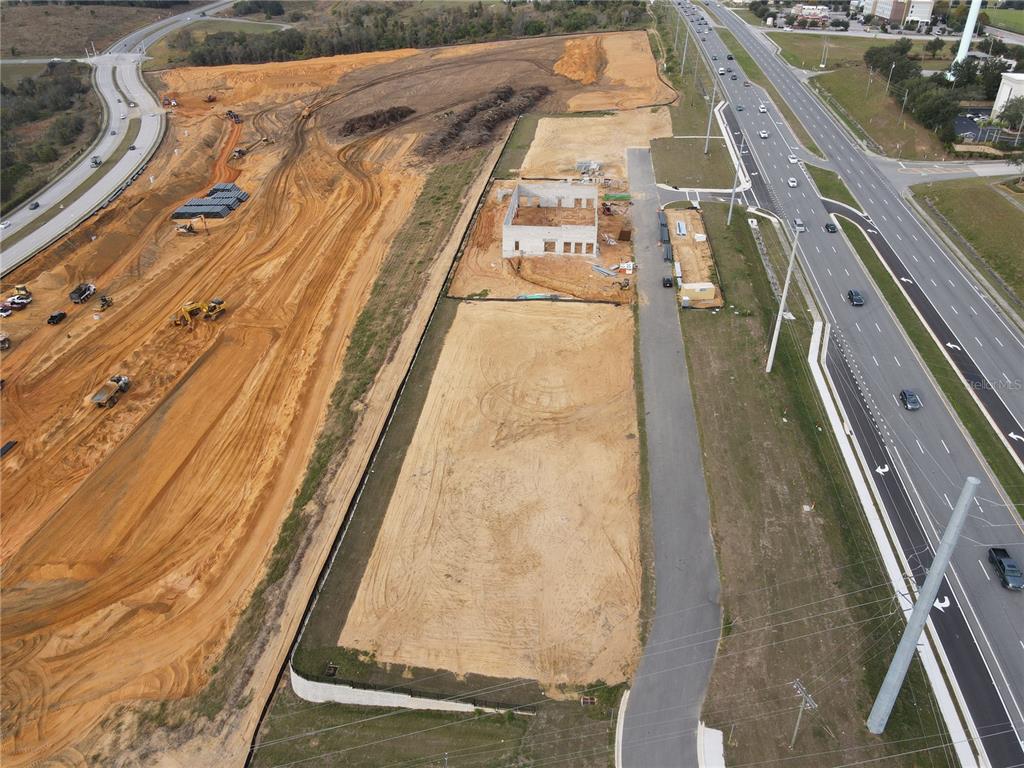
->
[171,297,225,327]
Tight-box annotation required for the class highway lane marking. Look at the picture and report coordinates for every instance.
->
[910,253,918,262]
[1004,373,1013,386]
[896,214,903,222]
[930,278,938,287]
[979,560,991,581]
[854,322,862,332]
[894,355,902,367]
[826,268,833,276]
[969,305,977,315]
[911,234,917,241]
[948,279,956,287]
[928,254,935,262]
[941,439,950,454]
[895,233,902,241]
[873,356,880,367]
[975,336,983,347]
[844,268,850,276]
[995,337,1004,347]
[875,322,882,333]
[950,305,959,315]
[916,439,924,453]
[944,493,953,510]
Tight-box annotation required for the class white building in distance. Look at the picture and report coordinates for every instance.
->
[993,72,1024,120]
[501,182,599,258]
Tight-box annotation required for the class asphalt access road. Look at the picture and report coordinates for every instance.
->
[620,147,721,768]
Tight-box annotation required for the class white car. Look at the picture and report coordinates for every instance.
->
[758,105,767,114]
[6,294,32,307]
[120,113,126,120]
[788,154,798,164]
[0,221,11,230]
[787,177,798,188]
[758,130,769,139]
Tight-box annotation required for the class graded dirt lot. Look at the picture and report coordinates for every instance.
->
[522,108,672,180]
[449,181,636,302]
[0,32,668,767]
[563,32,675,111]
[338,301,641,687]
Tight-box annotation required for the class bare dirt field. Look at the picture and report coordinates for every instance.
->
[338,301,641,687]
[563,32,675,111]
[522,107,672,180]
[0,32,667,767]
[449,181,636,302]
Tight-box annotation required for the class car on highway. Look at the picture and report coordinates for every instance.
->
[110,130,117,136]
[988,547,1024,591]
[712,55,718,60]
[718,67,725,75]
[788,154,798,164]
[847,289,865,307]
[120,113,126,120]
[758,130,769,139]
[787,177,798,187]
[744,80,751,87]
[47,311,67,325]
[824,222,838,233]
[727,54,734,60]
[29,201,40,210]
[129,144,137,151]
[758,104,767,113]
[736,105,744,111]
[731,74,738,80]
[793,217,806,233]
[0,220,11,230]
[899,389,922,410]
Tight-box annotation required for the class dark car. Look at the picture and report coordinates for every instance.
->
[47,311,67,325]
[129,144,137,151]
[899,389,922,411]
[731,74,738,80]
[662,277,674,288]
[727,54,734,60]
[847,289,865,307]
[824,222,838,233]
[736,105,744,111]
[29,201,40,210]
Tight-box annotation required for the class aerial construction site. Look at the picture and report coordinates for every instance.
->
[0,30,674,766]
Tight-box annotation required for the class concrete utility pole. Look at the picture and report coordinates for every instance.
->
[884,61,896,96]
[682,27,691,77]
[727,135,746,225]
[867,476,981,734]
[704,79,718,155]
[789,679,818,749]
[674,13,681,55]
[766,229,799,373]
[953,0,985,65]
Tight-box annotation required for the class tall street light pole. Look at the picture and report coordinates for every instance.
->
[884,61,896,96]
[867,477,981,734]
[766,230,799,373]
[727,135,746,225]
[704,78,718,155]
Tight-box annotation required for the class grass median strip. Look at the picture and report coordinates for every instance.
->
[714,27,823,157]
[690,203,946,766]
[806,163,860,208]
[839,219,1024,515]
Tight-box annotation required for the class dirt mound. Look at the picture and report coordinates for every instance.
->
[554,36,606,85]
[338,301,641,686]
[567,31,675,111]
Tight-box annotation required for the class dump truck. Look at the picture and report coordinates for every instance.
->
[988,548,1024,591]
[91,375,131,408]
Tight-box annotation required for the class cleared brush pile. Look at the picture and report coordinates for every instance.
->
[420,85,550,155]
[340,106,415,137]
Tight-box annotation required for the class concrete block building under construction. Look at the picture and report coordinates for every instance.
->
[500,182,599,258]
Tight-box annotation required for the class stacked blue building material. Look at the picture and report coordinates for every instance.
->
[171,183,249,220]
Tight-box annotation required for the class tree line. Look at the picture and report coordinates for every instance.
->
[0,62,93,206]
[185,1,646,66]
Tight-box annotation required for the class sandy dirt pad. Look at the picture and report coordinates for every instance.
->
[567,31,675,111]
[667,208,723,308]
[521,108,672,180]
[0,58,424,765]
[339,301,641,686]
[449,181,636,302]
[554,36,606,85]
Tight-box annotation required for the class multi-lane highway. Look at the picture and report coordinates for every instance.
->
[0,0,232,276]
[671,2,1024,764]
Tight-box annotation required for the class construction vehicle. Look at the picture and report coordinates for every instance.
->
[225,109,242,124]
[171,297,225,327]
[175,215,208,236]
[204,94,217,103]
[0,334,10,351]
[91,375,131,408]
[70,283,96,304]
[99,295,114,311]
[14,284,31,297]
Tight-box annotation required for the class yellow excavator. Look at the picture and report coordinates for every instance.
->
[175,215,208,236]
[171,297,225,327]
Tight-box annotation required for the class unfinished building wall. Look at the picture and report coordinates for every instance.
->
[501,182,599,258]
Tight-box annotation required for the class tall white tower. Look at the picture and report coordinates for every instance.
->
[953,0,985,64]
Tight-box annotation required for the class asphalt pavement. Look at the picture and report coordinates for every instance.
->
[0,0,232,276]
[621,147,721,768]
[675,2,1024,763]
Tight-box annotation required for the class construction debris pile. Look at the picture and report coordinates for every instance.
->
[171,183,249,220]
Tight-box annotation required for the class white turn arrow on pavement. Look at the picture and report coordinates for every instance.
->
[875,464,890,475]
[1009,432,1024,444]
[933,595,950,612]
[899,277,913,284]
[945,342,961,351]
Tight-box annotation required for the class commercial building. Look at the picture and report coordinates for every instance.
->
[500,182,599,258]
[864,0,934,24]
[993,72,1024,120]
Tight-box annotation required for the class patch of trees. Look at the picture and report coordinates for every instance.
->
[340,106,415,136]
[186,1,645,66]
[232,0,284,17]
[0,62,92,206]
[420,85,550,155]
